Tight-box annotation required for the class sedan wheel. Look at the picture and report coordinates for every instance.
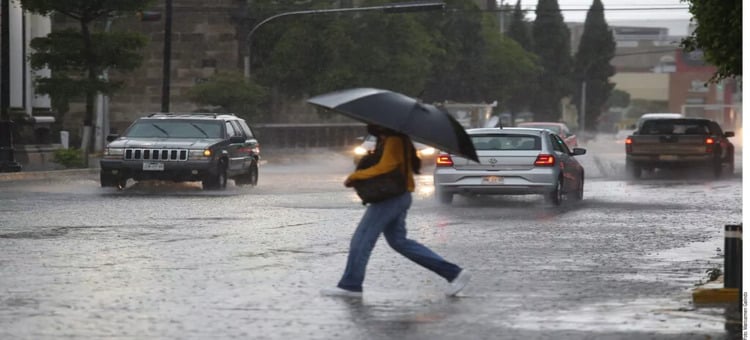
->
[545,177,563,206]
[436,190,453,205]
[573,175,584,201]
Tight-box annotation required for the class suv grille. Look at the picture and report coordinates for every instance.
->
[124,148,188,161]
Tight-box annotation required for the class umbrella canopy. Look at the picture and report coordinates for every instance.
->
[307,88,478,162]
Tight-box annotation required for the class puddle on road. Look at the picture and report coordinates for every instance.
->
[504,298,727,334]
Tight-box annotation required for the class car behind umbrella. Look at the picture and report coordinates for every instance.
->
[433,127,587,205]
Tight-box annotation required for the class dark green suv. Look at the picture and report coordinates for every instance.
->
[100,113,260,190]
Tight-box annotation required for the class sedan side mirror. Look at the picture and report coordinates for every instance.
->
[724,131,735,137]
[571,148,586,156]
[106,134,119,142]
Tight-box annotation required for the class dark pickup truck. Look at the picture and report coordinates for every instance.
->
[625,118,735,179]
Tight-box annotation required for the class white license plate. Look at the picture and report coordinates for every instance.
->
[658,155,679,161]
[482,176,503,184]
[142,162,165,171]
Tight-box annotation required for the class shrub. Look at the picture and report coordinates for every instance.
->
[53,148,84,168]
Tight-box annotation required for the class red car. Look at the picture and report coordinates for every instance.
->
[516,122,578,147]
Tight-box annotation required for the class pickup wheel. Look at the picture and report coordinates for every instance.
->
[712,159,723,179]
[202,161,227,190]
[626,160,641,179]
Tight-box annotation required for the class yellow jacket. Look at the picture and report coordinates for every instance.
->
[347,136,415,192]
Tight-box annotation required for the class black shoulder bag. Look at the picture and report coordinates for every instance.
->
[352,137,410,205]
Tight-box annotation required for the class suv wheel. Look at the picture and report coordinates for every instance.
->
[236,161,259,186]
[203,161,227,190]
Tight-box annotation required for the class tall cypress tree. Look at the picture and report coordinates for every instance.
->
[507,0,531,50]
[531,0,572,122]
[573,0,615,134]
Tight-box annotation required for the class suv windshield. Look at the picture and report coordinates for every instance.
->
[124,120,223,138]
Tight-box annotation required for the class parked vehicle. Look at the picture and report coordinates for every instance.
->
[352,134,437,166]
[516,122,578,147]
[433,127,586,205]
[625,118,734,178]
[100,113,260,190]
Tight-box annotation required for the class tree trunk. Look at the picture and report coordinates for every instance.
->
[80,20,96,168]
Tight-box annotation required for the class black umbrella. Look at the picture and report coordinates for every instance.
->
[307,88,478,162]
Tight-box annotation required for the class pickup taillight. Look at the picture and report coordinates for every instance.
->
[625,137,633,153]
[705,137,715,153]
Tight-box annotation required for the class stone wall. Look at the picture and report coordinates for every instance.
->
[56,0,244,135]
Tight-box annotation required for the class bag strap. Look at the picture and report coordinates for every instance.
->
[401,136,409,180]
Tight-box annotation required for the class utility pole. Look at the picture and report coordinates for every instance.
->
[161,0,173,113]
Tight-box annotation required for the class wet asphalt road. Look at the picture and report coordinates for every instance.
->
[0,139,743,339]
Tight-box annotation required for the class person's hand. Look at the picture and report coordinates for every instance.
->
[344,178,354,187]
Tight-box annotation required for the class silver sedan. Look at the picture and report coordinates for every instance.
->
[433,127,586,205]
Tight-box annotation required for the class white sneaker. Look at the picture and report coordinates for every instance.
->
[446,270,471,296]
[320,287,363,298]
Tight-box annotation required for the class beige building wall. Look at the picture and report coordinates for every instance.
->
[611,72,669,101]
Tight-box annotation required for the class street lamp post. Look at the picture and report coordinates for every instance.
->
[161,0,173,112]
[243,1,445,80]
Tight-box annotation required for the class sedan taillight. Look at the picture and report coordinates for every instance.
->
[436,154,454,167]
[534,154,555,166]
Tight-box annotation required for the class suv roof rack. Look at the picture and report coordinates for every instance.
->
[145,112,237,119]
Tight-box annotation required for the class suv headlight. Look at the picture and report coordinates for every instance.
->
[354,146,368,156]
[103,147,124,159]
[419,147,436,156]
[189,149,212,160]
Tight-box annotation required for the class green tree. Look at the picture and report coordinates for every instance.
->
[18,0,152,166]
[572,0,615,132]
[477,13,539,107]
[531,0,572,122]
[507,0,532,50]
[187,73,268,121]
[605,89,630,109]
[421,0,488,102]
[681,0,741,81]
[505,0,537,120]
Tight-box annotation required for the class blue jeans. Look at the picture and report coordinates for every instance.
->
[337,192,462,292]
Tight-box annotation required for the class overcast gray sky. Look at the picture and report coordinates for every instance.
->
[510,0,693,35]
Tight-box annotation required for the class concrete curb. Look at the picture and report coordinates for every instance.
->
[692,275,739,305]
[693,287,739,305]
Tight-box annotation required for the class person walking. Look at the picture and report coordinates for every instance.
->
[321,124,470,298]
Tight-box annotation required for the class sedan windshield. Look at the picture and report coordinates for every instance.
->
[471,134,541,151]
[125,120,223,138]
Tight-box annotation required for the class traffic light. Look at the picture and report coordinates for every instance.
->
[137,10,161,21]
